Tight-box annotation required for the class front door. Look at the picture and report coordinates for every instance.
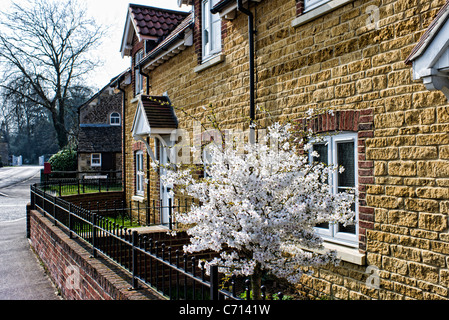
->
[157,137,173,226]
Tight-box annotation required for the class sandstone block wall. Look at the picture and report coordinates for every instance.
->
[120,0,449,299]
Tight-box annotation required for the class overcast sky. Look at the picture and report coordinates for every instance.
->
[0,0,191,91]
[84,0,191,89]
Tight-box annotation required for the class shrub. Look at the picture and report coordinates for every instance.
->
[48,147,77,171]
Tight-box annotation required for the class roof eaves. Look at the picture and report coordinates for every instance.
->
[405,1,449,65]
[78,71,127,110]
[139,13,194,70]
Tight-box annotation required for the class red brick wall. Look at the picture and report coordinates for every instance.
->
[295,0,304,15]
[61,191,124,212]
[27,208,163,300]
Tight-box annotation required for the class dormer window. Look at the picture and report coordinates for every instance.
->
[202,0,222,61]
[135,50,144,96]
[110,112,121,126]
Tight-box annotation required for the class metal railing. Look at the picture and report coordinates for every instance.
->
[39,177,122,196]
[30,183,287,300]
[41,170,122,181]
[31,184,224,299]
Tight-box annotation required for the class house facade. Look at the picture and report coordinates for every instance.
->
[113,0,449,299]
[78,78,123,176]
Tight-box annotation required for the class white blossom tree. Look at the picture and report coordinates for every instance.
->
[161,121,355,299]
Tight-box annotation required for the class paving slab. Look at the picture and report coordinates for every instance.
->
[0,218,61,300]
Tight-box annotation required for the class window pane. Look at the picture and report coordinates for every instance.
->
[304,0,331,11]
[313,143,329,229]
[337,141,356,235]
[336,198,356,234]
[337,141,355,188]
[313,143,328,165]
[211,18,221,52]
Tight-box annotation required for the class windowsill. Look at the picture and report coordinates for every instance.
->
[302,242,366,265]
[194,53,225,73]
[292,0,355,28]
[132,195,145,202]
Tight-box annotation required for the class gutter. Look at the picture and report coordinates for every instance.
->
[115,75,127,203]
[139,66,151,95]
[139,20,194,68]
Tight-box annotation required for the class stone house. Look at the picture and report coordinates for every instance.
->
[111,0,449,299]
[78,75,124,176]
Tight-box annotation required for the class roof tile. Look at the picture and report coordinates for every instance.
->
[140,95,178,129]
[129,4,189,39]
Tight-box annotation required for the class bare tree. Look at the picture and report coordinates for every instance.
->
[0,0,105,149]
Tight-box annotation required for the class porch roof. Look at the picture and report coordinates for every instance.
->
[131,95,178,140]
[405,1,449,100]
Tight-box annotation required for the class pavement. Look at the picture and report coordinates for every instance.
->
[0,166,61,300]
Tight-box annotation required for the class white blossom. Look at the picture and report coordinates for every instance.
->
[161,122,355,283]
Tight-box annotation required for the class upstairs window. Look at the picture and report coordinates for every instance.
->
[110,112,121,126]
[202,0,222,61]
[135,50,144,96]
[304,0,331,12]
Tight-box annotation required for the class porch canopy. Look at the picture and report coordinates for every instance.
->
[405,1,449,100]
[131,95,179,161]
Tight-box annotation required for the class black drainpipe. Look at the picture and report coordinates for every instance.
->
[139,65,151,95]
[116,76,127,203]
[236,0,256,129]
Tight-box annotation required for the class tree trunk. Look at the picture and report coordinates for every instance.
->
[251,263,263,300]
[51,110,68,149]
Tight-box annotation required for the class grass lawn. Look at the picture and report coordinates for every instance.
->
[43,184,122,196]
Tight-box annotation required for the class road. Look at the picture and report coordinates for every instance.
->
[0,165,42,222]
[0,165,61,300]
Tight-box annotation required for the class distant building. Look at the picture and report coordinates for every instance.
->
[77,74,126,177]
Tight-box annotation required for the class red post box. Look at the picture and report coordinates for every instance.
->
[44,162,52,175]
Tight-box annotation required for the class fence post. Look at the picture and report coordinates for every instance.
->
[168,198,173,230]
[68,203,73,239]
[53,195,57,226]
[91,213,97,258]
[132,231,139,290]
[42,189,46,217]
[210,265,219,300]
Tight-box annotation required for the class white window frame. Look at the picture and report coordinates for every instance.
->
[110,112,121,126]
[135,150,144,196]
[135,50,144,96]
[309,132,359,247]
[91,153,101,167]
[304,0,332,12]
[202,0,222,62]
